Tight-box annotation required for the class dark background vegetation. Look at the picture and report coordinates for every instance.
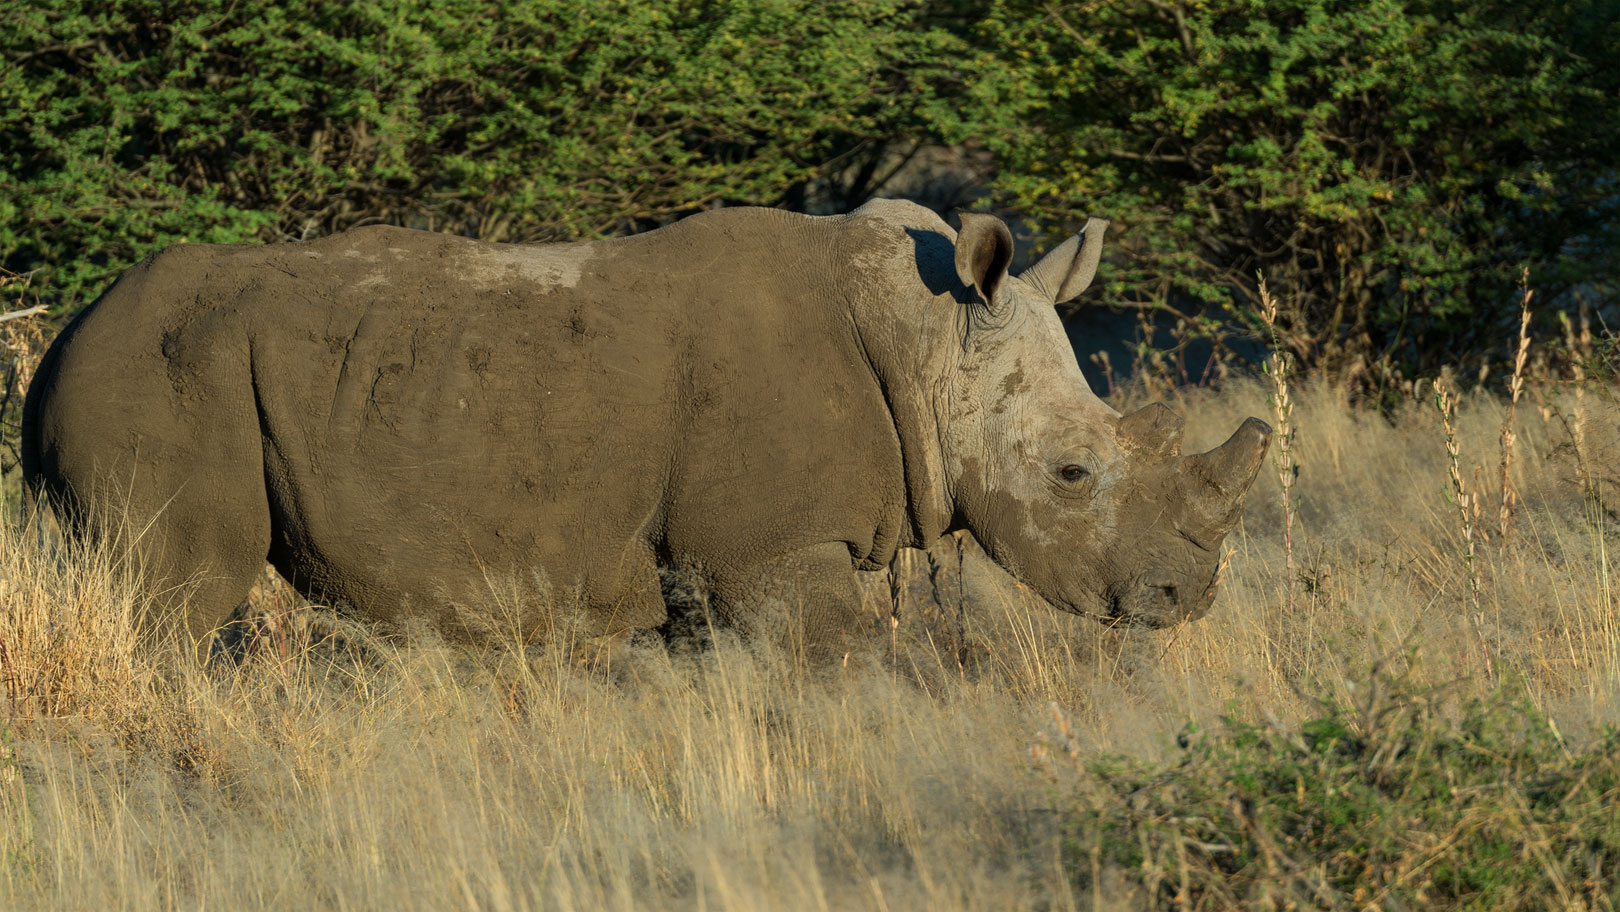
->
[4,0,1618,389]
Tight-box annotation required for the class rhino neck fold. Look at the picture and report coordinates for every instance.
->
[874,352,957,550]
[836,209,961,552]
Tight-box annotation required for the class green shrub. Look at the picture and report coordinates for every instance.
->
[1039,664,1620,908]
[1,0,960,312]
[6,0,1617,382]
[971,0,1620,385]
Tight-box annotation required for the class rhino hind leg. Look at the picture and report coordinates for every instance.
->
[36,459,270,660]
[33,403,273,659]
[121,458,274,657]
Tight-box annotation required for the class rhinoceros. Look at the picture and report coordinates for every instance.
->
[23,200,1269,660]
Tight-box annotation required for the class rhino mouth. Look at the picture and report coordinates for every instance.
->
[1097,584,1192,629]
[1099,591,1135,627]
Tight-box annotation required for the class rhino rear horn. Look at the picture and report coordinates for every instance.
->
[954,212,1014,312]
[1116,402,1185,458]
[1020,217,1109,304]
[1183,417,1272,528]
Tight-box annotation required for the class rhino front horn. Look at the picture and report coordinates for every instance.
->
[1183,417,1272,527]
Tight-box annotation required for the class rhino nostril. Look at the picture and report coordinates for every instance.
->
[1151,584,1178,604]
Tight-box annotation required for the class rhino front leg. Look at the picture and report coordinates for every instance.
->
[710,542,874,666]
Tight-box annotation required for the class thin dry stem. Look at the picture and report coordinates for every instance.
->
[1555,308,1595,504]
[1259,273,1299,611]
[1434,376,1492,681]
[1498,279,1532,542]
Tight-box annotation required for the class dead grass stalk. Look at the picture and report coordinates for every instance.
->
[1498,279,1532,541]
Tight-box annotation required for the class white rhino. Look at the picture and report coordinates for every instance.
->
[23,200,1268,660]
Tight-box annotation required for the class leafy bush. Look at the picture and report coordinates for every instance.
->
[972,0,1620,385]
[1,0,961,311]
[1038,663,1620,909]
[5,0,1617,383]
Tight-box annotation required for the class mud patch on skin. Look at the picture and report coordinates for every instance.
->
[465,346,492,388]
[992,362,1027,415]
[464,243,590,291]
[563,306,595,343]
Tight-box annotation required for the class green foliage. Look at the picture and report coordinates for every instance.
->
[1043,664,1620,909]
[5,0,1617,380]
[972,0,1620,383]
[1,0,961,311]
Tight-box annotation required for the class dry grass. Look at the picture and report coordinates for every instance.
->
[0,376,1616,910]
[1258,273,1300,613]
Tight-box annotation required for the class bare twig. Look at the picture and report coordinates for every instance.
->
[0,305,46,324]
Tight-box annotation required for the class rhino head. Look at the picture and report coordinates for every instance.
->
[942,213,1270,627]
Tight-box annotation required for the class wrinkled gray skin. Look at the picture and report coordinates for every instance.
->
[23,200,1269,660]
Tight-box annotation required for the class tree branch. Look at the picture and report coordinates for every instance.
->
[0,305,47,324]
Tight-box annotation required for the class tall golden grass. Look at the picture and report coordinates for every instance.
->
[1,326,1617,908]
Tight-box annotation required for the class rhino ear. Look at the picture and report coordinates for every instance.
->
[954,213,1014,314]
[1019,217,1109,305]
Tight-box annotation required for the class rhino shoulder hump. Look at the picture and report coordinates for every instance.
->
[849,198,950,235]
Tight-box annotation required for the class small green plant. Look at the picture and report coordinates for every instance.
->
[1035,660,1620,910]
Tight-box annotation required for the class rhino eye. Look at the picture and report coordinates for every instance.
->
[1059,464,1089,483]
